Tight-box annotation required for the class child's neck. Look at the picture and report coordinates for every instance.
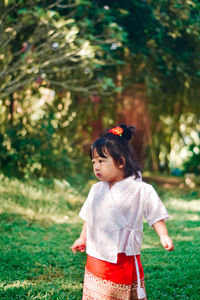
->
[108,175,125,189]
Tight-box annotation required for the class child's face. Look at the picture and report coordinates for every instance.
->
[92,150,125,187]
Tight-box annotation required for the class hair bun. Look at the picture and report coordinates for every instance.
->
[120,124,136,141]
[100,124,136,140]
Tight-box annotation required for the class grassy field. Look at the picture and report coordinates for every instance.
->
[0,174,200,299]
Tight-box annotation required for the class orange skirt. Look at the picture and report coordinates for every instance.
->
[82,254,147,300]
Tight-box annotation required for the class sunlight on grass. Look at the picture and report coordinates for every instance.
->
[169,212,200,221]
[0,200,81,225]
[184,226,200,232]
[172,234,195,241]
[0,174,85,226]
[167,198,200,212]
[0,280,36,290]
[141,243,154,249]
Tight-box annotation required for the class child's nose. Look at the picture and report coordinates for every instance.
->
[94,164,100,170]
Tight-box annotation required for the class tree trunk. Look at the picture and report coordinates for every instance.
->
[9,93,15,125]
[116,84,158,170]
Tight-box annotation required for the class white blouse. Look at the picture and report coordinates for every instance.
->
[79,175,169,264]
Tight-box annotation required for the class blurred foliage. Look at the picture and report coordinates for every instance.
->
[0,0,200,178]
[96,0,200,172]
[0,0,125,98]
[0,0,125,178]
[182,142,200,175]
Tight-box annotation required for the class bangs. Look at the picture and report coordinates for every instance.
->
[90,140,109,159]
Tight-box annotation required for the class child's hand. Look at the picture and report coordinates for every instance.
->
[71,238,86,254]
[160,235,174,251]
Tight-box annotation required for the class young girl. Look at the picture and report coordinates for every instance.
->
[71,124,174,300]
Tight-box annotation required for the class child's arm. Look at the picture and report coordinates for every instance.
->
[152,220,174,251]
[71,221,87,254]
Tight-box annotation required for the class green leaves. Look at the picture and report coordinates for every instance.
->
[0,0,200,176]
[17,8,28,15]
[102,77,115,90]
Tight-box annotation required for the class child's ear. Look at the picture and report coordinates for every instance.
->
[118,157,125,169]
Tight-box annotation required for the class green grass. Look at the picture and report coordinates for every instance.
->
[0,174,200,299]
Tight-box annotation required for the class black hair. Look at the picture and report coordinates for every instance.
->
[90,124,141,178]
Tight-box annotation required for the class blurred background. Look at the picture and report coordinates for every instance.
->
[0,0,200,185]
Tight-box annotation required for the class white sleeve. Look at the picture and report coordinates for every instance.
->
[143,184,169,226]
[79,185,94,221]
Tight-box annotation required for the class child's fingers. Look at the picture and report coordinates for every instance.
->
[71,245,85,253]
[161,236,174,251]
[165,246,173,251]
[162,240,174,251]
[166,243,174,251]
[161,239,167,248]
[70,246,77,254]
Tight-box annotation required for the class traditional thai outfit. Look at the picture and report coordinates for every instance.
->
[79,175,169,300]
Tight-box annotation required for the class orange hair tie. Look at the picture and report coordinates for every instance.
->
[109,126,123,136]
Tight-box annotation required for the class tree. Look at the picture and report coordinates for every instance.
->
[95,0,200,171]
[1,0,200,177]
[0,0,125,177]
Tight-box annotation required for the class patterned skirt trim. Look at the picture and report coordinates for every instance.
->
[82,268,147,300]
